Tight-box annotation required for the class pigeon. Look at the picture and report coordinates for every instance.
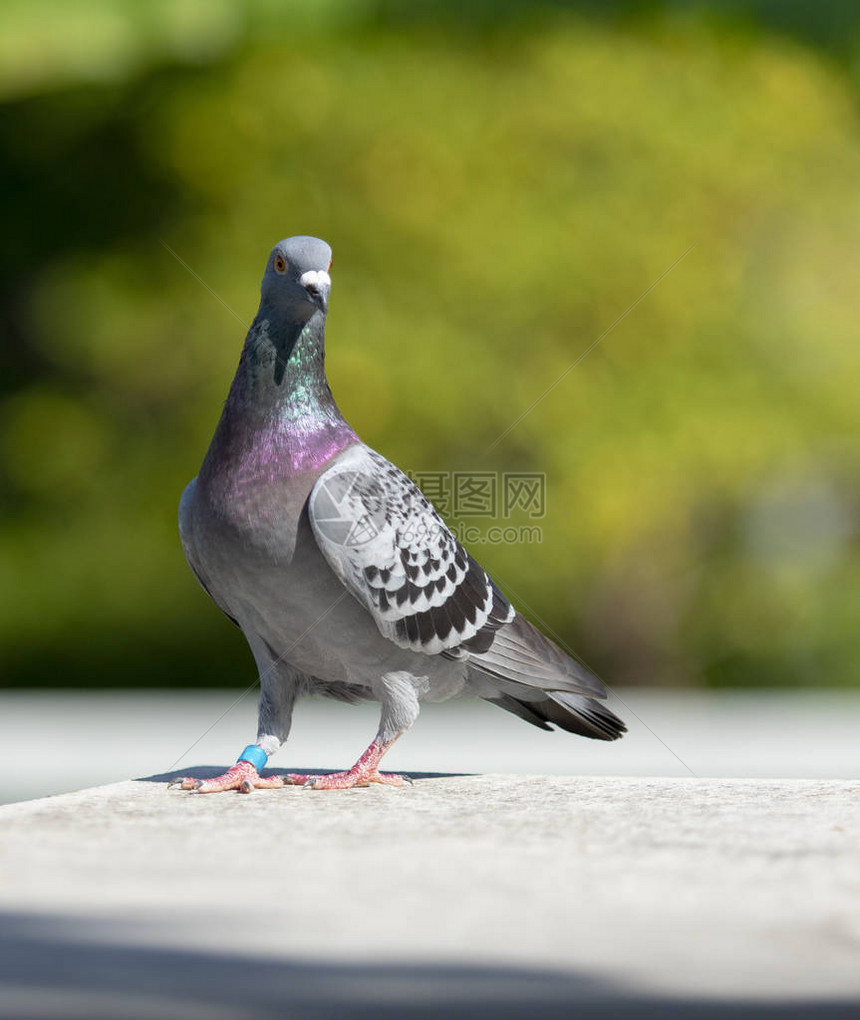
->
[173,235,625,793]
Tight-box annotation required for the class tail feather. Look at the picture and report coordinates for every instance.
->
[486,691,627,741]
[487,692,553,732]
[466,615,606,699]
[465,614,627,741]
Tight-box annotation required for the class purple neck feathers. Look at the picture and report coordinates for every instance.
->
[203,313,357,482]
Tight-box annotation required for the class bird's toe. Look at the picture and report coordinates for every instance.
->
[303,768,410,790]
[370,771,412,788]
[172,777,202,791]
[170,762,264,795]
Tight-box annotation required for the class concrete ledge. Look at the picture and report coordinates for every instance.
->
[0,773,858,1018]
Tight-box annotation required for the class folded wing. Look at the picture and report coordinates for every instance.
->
[309,444,627,737]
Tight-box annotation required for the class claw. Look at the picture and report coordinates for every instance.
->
[169,777,203,791]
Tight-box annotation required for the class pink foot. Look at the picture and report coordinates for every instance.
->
[302,768,411,790]
[298,739,411,790]
[168,761,303,794]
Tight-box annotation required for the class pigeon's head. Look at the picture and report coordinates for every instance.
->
[261,235,333,322]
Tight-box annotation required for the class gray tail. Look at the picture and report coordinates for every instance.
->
[466,614,607,699]
[485,691,627,741]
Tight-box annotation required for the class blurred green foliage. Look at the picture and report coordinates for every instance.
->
[1,1,859,689]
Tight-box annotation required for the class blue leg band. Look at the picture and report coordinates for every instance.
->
[237,744,268,771]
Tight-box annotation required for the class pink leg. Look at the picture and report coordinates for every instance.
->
[169,761,304,794]
[294,738,410,790]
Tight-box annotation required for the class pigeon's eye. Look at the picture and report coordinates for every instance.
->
[327,256,333,272]
[274,255,287,274]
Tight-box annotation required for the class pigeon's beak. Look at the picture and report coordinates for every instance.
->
[300,270,331,315]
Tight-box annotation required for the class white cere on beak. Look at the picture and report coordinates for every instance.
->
[300,270,331,290]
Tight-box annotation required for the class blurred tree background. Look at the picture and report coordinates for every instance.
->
[1,0,858,690]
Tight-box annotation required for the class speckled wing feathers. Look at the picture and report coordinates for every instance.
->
[309,445,513,656]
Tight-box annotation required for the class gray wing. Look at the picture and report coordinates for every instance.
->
[308,445,613,707]
[308,444,514,656]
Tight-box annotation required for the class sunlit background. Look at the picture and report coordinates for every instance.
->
[2,0,859,698]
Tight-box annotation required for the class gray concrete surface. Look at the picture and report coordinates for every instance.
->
[3,688,860,805]
[0,770,858,1018]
